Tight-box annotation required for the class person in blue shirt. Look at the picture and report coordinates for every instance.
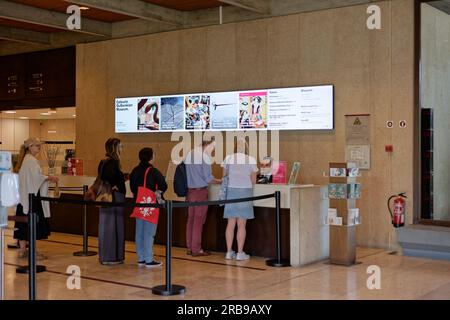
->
[184,140,220,256]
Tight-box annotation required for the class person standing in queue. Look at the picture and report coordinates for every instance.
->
[184,140,221,257]
[13,138,59,259]
[222,139,258,261]
[130,147,167,268]
[98,138,126,265]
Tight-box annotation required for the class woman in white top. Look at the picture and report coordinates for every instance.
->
[13,137,59,259]
[221,140,258,261]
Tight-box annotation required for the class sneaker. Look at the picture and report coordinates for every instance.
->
[191,250,211,257]
[137,261,145,266]
[225,251,236,260]
[145,260,163,268]
[236,252,250,261]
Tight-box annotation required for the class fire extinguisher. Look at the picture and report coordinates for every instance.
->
[388,193,407,228]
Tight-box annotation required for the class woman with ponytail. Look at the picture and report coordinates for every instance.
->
[13,138,59,259]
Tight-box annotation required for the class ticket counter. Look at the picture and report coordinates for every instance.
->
[48,176,329,266]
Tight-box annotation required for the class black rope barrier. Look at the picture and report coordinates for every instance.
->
[172,193,275,208]
[37,196,165,208]
[73,185,97,257]
[26,189,287,298]
[49,187,85,191]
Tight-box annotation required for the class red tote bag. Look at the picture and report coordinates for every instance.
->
[130,167,160,224]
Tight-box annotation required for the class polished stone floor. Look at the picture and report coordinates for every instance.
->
[1,227,449,300]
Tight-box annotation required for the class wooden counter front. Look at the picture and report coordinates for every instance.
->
[49,194,290,259]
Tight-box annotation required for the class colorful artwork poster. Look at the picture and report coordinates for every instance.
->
[210,92,238,130]
[239,91,268,129]
[161,96,184,131]
[185,95,211,130]
[137,97,160,131]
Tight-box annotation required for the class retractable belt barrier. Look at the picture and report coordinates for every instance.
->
[21,190,288,299]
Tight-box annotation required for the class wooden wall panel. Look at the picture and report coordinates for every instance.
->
[76,0,416,249]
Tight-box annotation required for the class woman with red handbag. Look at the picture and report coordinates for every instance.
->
[130,148,167,268]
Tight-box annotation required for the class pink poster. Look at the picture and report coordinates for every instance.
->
[272,161,287,184]
[68,158,83,176]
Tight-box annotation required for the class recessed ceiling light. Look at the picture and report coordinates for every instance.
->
[72,114,76,117]
[40,112,51,116]
[3,111,16,114]
[48,130,57,134]
[79,6,90,10]
[19,116,29,119]
[48,110,57,114]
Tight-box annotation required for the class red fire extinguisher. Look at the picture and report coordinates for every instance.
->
[388,193,407,228]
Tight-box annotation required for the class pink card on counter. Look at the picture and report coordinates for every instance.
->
[272,161,287,184]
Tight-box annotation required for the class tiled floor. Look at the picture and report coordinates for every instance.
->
[1,229,449,300]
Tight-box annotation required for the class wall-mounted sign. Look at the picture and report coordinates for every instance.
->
[345,114,370,145]
[7,74,19,95]
[28,72,44,93]
[345,145,371,170]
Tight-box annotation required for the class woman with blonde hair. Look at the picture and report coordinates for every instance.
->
[97,137,126,265]
[221,139,258,261]
[13,138,59,259]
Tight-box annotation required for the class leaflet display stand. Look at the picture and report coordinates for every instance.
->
[327,162,361,266]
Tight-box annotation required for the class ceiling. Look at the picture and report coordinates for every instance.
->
[0,0,421,54]
[0,107,76,119]
[8,0,134,22]
[142,0,225,11]
[427,0,450,14]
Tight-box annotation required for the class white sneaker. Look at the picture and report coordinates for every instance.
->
[236,252,250,261]
[225,251,236,260]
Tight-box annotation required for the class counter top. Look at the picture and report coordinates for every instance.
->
[54,175,320,208]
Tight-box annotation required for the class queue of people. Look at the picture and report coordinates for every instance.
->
[12,136,258,265]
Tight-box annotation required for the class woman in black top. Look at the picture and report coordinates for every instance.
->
[130,148,167,267]
[98,138,126,265]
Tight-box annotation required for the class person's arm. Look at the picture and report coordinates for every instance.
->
[153,168,168,192]
[202,162,219,184]
[129,168,138,197]
[251,171,257,185]
[251,162,258,185]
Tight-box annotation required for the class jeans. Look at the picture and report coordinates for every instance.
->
[135,218,157,263]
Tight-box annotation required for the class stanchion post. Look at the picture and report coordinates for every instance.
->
[28,193,36,300]
[74,185,97,257]
[266,191,290,267]
[0,226,4,300]
[152,200,185,296]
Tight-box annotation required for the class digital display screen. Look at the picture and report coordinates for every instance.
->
[115,85,334,133]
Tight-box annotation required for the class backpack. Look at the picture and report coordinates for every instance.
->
[173,161,188,197]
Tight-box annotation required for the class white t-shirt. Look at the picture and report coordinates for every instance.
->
[222,153,258,188]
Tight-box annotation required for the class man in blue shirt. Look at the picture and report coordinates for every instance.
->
[184,140,220,256]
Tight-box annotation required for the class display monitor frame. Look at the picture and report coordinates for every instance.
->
[115,84,334,133]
